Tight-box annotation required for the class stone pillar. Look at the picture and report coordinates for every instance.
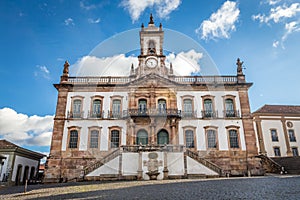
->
[281,118,292,156]
[254,118,267,155]
[44,86,69,183]
[163,152,169,179]
[137,152,143,180]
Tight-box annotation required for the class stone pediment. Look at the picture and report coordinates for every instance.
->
[128,73,178,88]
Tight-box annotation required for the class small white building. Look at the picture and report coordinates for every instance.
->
[253,105,300,157]
[0,140,45,186]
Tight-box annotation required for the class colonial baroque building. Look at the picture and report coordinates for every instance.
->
[44,16,263,182]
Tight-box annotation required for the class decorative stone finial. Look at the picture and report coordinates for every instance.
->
[159,23,162,30]
[141,23,144,28]
[236,58,244,75]
[170,62,173,74]
[149,13,154,24]
[63,60,69,75]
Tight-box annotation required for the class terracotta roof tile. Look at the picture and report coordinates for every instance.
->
[0,139,19,149]
[254,105,300,114]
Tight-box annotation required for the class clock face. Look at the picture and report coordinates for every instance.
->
[146,58,158,68]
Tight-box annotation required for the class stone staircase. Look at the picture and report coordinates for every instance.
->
[185,149,223,176]
[271,157,300,174]
[83,148,121,178]
[256,154,282,174]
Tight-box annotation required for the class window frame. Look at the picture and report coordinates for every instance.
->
[204,126,218,149]
[222,95,237,118]
[201,95,216,118]
[273,146,281,157]
[181,95,195,118]
[70,96,84,118]
[136,129,149,145]
[67,126,81,149]
[90,95,104,118]
[288,129,296,142]
[183,126,196,149]
[110,95,123,118]
[292,147,299,156]
[88,126,101,149]
[226,126,240,149]
[109,126,122,149]
[270,129,279,142]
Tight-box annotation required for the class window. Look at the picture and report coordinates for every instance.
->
[185,130,194,148]
[138,99,147,114]
[158,99,167,113]
[229,130,239,148]
[288,130,296,142]
[271,129,278,142]
[207,129,217,148]
[73,99,82,118]
[69,130,78,148]
[112,99,121,118]
[111,130,120,148]
[292,147,299,156]
[183,99,193,117]
[90,130,99,148]
[274,147,281,156]
[225,98,235,117]
[203,99,214,117]
[157,130,169,145]
[92,99,102,118]
[136,130,148,145]
[148,40,156,54]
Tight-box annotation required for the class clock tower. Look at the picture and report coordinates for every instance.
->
[134,14,171,78]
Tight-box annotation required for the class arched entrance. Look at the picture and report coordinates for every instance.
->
[136,129,148,145]
[157,130,169,145]
[15,165,22,185]
[23,166,29,185]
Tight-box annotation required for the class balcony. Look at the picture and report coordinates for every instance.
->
[108,111,123,119]
[181,110,197,118]
[123,109,182,118]
[67,111,84,119]
[223,110,240,118]
[201,110,218,119]
[88,111,104,119]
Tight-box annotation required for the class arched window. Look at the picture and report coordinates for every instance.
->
[73,99,82,118]
[207,129,217,148]
[69,130,78,148]
[203,99,213,117]
[225,98,235,117]
[136,130,148,145]
[111,130,120,148]
[90,130,99,148]
[158,99,167,113]
[157,130,169,145]
[92,99,102,118]
[112,99,121,118]
[138,99,147,114]
[229,130,239,148]
[185,130,194,148]
[183,99,193,117]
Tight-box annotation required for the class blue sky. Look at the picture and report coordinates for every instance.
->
[0,0,300,154]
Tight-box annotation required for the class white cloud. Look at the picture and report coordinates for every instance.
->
[34,65,50,79]
[80,1,96,10]
[166,50,202,76]
[196,1,240,40]
[282,21,300,41]
[267,0,282,5]
[71,54,139,76]
[120,0,181,22]
[64,18,74,26]
[272,40,279,47]
[0,108,53,147]
[252,3,300,23]
[88,18,101,24]
[71,50,202,76]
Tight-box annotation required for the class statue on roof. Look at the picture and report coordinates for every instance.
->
[63,61,69,75]
[149,13,154,24]
[236,58,244,75]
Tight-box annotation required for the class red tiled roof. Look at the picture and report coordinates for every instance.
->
[254,105,300,114]
[0,139,19,149]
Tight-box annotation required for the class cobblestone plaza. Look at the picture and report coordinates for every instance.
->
[1,176,300,199]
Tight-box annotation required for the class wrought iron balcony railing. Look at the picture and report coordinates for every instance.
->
[201,110,218,119]
[181,110,197,118]
[223,110,240,118]
[88,111,104,119]
[67,111,84,119]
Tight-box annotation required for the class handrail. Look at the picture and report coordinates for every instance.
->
[256,154,282,173]
[185,149,222,175]
[122,145,185,152]
[83,148,121,176]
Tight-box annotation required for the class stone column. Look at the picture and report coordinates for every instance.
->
[163,152,169,179]
[281,118,292,156]
[137,152,143,180]
[254,118,267,155]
